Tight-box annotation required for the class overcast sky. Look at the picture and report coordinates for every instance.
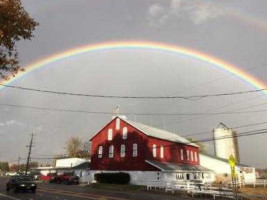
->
[1,0,267,168]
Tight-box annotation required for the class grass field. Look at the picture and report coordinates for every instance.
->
[239,187,267,197]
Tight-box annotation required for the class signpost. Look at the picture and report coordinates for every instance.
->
[229,155,237,199]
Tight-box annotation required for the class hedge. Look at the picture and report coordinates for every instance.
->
[94,172,130,184]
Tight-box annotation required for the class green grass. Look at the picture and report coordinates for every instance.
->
[88,183,146,192]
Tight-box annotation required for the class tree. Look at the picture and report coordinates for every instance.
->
[0,0,38,79]
[66,137,90,158]
[187,137,207,153]
[0,161,9,172]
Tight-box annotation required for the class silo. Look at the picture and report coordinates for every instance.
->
[213,123,240,163]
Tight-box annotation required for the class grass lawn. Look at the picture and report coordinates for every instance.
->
[88,183,146,192]
[239,187,267,196]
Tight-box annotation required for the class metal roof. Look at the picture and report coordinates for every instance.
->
[200,153,250,168]
[145,160,211,172]
[123,118,198,147]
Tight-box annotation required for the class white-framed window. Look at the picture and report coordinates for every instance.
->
[160,145,164,158]
[187,150,190,161]
[180,149,184,160]
[122,127,128,139]
[191,151,194,161]
[98,146,103,158]
[108,129,113,141]
[120,144,125,157]
[153,144,157,158]
[133,143,138,157]
[109,145,114,158]
[195,152,198,162]
[116,118,120,130]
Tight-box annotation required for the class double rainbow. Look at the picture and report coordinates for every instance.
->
[0,41,266,93]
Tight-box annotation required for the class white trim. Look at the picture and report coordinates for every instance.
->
[122,127,128,139]
[133,143,138,157]
[145,160,165,171]
[116,118,120,130]
[153,144,157,157]
[108,129,113,141]
[120,144,126,157]
[109,145,114,158]
[160,145,164,158]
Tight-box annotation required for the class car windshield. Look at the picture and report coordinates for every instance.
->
[15,176,33,181]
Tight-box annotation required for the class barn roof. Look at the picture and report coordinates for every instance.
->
[122,117,198,147]
[146,160,210,172]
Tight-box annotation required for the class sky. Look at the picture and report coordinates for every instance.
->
[1,0,267,168]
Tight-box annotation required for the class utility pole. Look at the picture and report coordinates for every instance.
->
[25,132,34,175]
[17,156,21,173]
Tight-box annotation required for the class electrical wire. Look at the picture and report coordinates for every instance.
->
[3,102,267,116]
[0,83,266,100]
[9,128,267,162]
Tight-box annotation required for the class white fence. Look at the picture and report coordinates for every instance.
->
[238,179,267,188]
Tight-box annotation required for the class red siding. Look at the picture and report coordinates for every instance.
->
[90,117,200,171]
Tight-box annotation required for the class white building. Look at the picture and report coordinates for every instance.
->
[200,154,256,183]
[33,158,90,183]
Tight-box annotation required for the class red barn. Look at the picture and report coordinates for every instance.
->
[89,116,212,185]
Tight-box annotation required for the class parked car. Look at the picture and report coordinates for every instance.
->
[50,173,79,185]
[41,172,57,182]
[6,175,37,193]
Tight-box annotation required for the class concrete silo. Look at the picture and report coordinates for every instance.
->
[213,123,240,163]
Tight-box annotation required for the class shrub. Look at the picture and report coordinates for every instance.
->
[94,172,130,184]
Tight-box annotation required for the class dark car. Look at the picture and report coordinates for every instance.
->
[6,175,37,193]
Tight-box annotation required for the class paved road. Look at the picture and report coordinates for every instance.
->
[0,177,190,200]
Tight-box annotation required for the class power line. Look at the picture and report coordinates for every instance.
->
[185,121,267,137]
[3,102,267,116]
[158,95,267,128]
[0,83,266,100]
[9,128,267,162]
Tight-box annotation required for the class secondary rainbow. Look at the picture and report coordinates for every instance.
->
[0,41,266,93]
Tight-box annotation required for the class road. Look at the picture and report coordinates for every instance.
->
[0,177,190,200]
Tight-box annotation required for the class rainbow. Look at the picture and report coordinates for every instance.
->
[0,41,266,93]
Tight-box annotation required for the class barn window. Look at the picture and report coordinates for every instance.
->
[180,149,184,160]
[191,151,194,161]
[116,118,120,130]
[98,146,103,158]
[187,150,190,161]
[160,145,164,158]
[109,145,114,158]
[122,127,128,139]
[133,143,138,157]
[195,152,198,162]
[120,144,126,157]
[153,144,157,157]
[108,129,113,141]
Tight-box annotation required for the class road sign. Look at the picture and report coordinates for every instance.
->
[228,154,236,167]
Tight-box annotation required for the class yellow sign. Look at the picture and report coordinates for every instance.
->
[228,155,236,167]
[229,155,237,178]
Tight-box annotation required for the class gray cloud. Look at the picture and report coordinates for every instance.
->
[147,0,226,26]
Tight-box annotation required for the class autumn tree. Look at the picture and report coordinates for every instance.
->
[66,137,90,158]
[0,0,38,79]
[0,161,9,172]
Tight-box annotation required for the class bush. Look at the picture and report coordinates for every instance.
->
[94,172,130,184]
